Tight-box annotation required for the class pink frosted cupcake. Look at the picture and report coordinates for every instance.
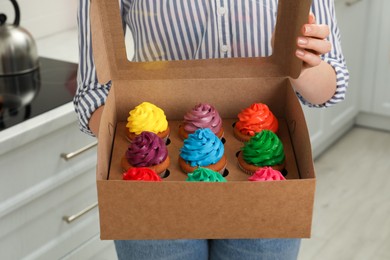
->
[248,167,286,181]
[179,103,224,139]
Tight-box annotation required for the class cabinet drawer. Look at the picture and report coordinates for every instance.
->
[63,234,117,260]
[0,120,97,204]
[0,165,99,260]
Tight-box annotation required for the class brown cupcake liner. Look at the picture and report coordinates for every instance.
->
[237,151,285,175]
[178,154,227,174]
[233,124,279,142]
[121,155,171,175]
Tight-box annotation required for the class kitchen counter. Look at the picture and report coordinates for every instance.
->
[0,27,117,259]
[0,28,80,156]
[0,103,77,155]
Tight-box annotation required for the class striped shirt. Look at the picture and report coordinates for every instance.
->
[74,0,349,136]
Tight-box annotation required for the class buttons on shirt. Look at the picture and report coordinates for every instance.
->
[221,45,229,53]
[218,7,226,16]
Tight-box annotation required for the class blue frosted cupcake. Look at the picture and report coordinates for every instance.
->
[178,128,227,174]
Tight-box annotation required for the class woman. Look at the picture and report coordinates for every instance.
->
[74,1,348,259]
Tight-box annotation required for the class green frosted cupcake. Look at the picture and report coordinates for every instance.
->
[186,167,227,182]
[237,130,285,175]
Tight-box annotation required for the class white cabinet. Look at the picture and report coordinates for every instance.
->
[0,118,116,260]
[356,0,390,131]
[303,0,367,158]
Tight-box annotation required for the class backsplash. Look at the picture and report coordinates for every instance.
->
[0,0,77,39]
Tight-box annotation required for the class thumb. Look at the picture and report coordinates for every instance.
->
[308,12,316,24]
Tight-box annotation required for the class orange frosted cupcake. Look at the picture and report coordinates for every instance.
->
[126,102,170,142]
[234,103,278,142]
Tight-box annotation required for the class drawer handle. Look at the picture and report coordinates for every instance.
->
[60,141,98,161]
[345,0,362,6]
[63,202,98,223]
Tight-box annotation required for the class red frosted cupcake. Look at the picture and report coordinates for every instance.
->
[123,167,162,181]
[179,103,224,139]
[234,103,278,142]
[121,131,170,176]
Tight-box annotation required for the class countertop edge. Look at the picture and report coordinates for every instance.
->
[0,103,78,156]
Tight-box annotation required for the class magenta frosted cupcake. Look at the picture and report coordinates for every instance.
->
[179,103,224,139]
[248,167,286,181]
[121,131,170,176]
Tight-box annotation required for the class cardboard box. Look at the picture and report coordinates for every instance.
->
[91,0,315,240]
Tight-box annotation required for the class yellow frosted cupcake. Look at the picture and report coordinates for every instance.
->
[126,102,170,142]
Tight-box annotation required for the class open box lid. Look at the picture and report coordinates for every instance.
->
[90,0,312,83]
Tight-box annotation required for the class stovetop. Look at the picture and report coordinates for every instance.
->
[0,57,78,131]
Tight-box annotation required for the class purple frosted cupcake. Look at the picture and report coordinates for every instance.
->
[121,131,170,175]
[179,103,224,139]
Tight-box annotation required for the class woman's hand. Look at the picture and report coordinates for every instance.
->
[295,13,332,69]
[289,13,337,105]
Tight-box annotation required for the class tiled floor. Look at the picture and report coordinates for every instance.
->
[299,127,390,260]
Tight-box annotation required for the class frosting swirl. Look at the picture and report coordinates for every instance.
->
[248,167,285,181]
[126,102,168,135]
[126,131,168,167]
[180,128,224,167]
[242,130,285,166]
[186,167,227,182]
[236,103,278,136]
[183,103,222,135]
[123,167,162,181]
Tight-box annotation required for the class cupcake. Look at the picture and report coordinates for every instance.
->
[186,167,227,182]
[123,167,162,181]
[179,128,227,174]
[121,131,170,176]
[178,103,224,139]
[237,130,285,174]
[234,103,278,142]
[126,102,170,142]
[248,167,285,181]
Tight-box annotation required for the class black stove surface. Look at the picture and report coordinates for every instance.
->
[0,57,78,131]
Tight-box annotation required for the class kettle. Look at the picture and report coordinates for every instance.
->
[0,0,39,76]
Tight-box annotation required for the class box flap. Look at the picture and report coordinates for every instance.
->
[90,0,312,82]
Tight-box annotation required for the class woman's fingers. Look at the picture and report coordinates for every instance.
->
[297,36,332,55]
[296,13,332,68]
[295,49,322,67]
[302,24,330,39]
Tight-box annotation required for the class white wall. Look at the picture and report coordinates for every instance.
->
[0,0,77,39]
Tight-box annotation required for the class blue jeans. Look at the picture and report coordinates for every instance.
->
[114,239,301,260]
